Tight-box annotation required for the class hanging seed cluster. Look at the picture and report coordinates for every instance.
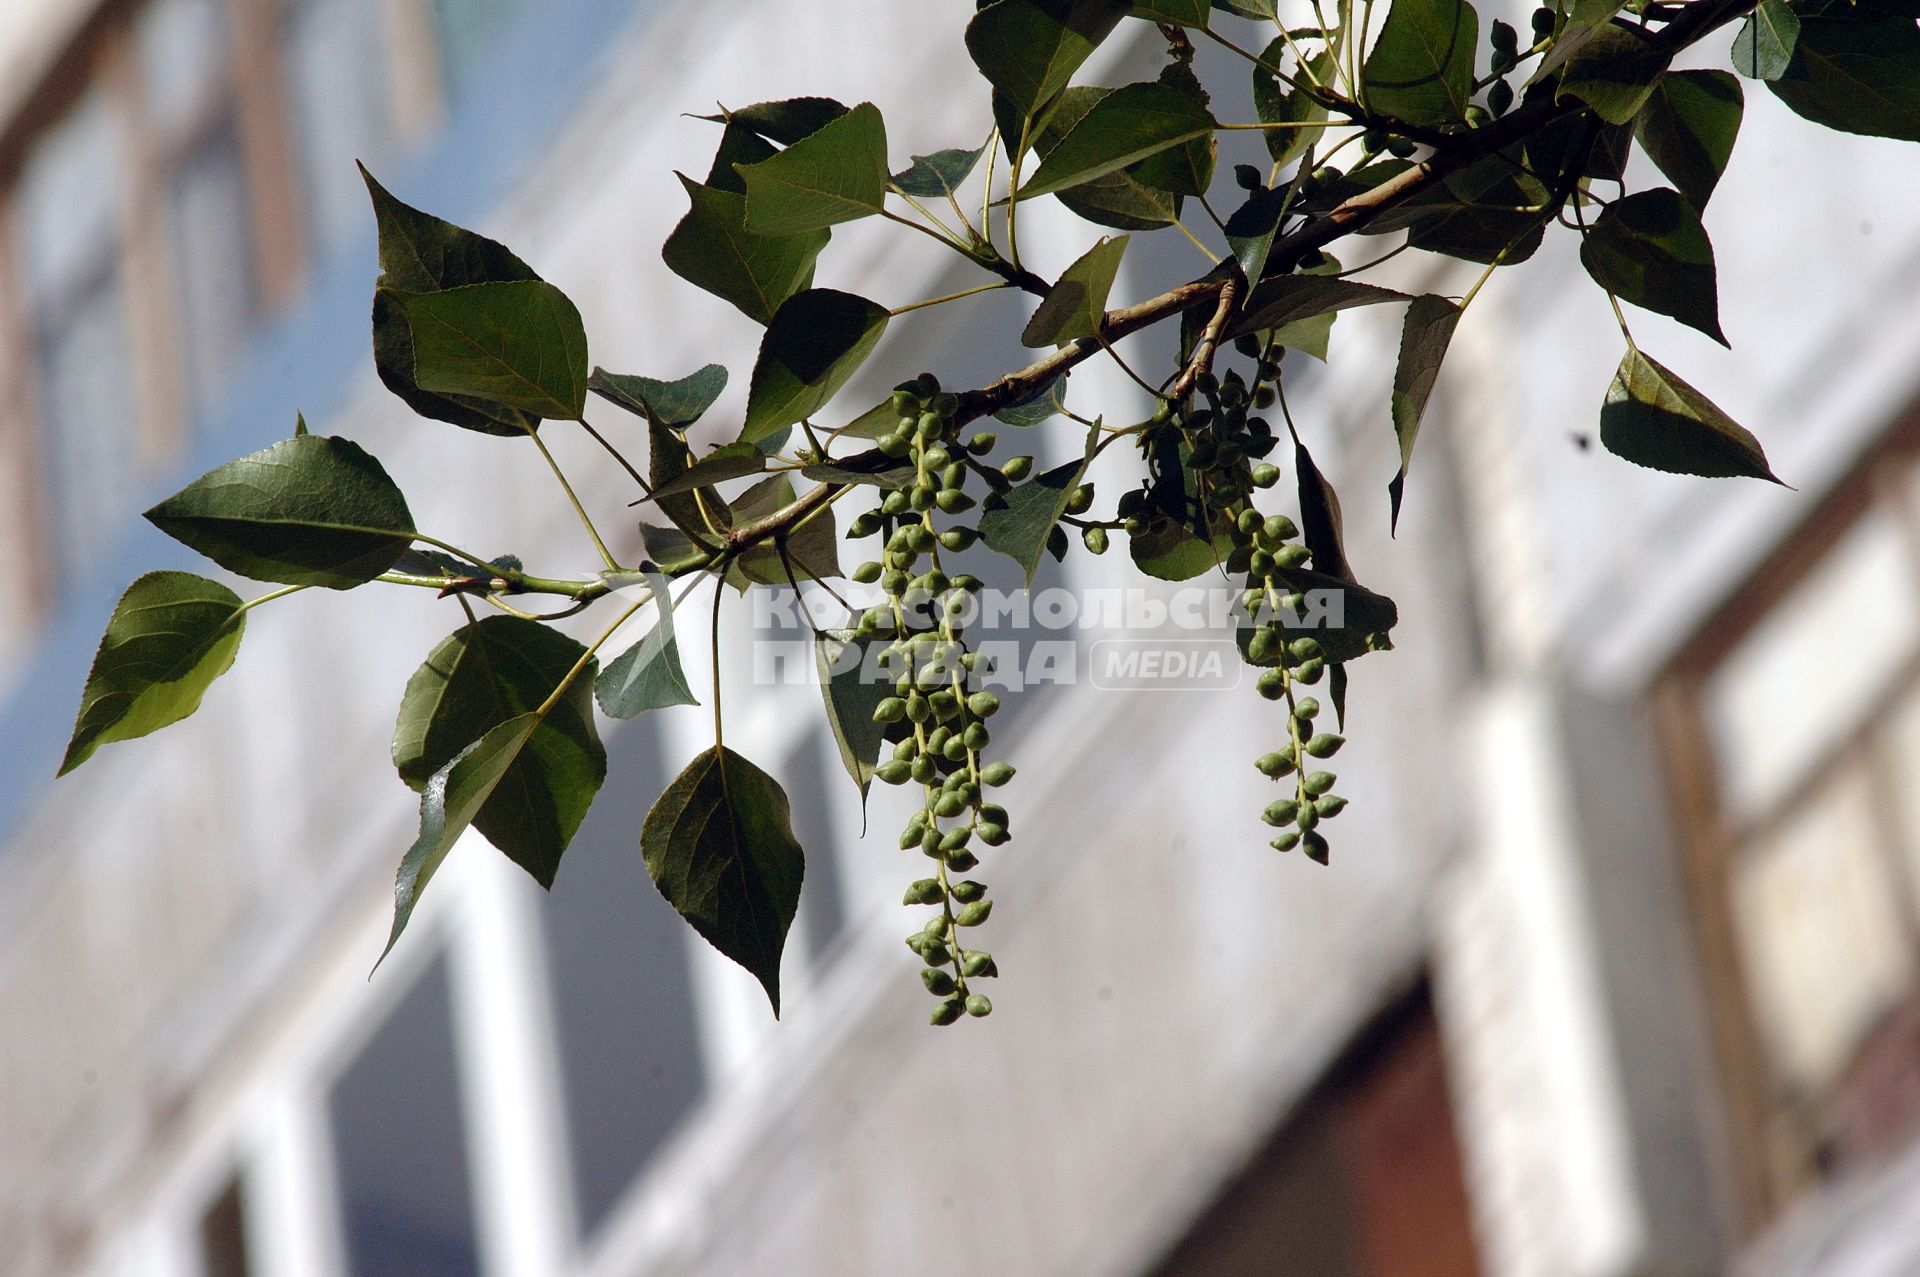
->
[847,375,1012,1024]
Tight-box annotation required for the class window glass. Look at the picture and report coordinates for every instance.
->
[168,115,258,413]
[540,721,704,1240]
[16,88,120,309]
[327,955,481,1277]
[197,1172,253,1277]
[137,0,229,140]
[1732,766,1913,1095]
[284,0,397,249]
[1701,511,1920,821]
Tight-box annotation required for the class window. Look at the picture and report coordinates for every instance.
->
[283,0,399,251]
[1660,434,1920,1226]
[327,954,482,1277]
[540,720,705,1241]
[1147,988,1481,1277]
[16,87,141,577]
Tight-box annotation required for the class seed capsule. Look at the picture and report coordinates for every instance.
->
[904,878,945,905]
[945,849,980,871]
[1302,831,1330,864]
[877,432,912,458]
[1303,770,1337,796]
[961,951,997,978]
[1296,657,1326,683]
[1252,463,1280,490]
[968,691,1002,718]
[939,828,972,853]
[930,997,963,1026]
[1255,752,1290,778]
[1271,831,1301,851]
[976,822,1010,846]
[963,722,990,751]
[1001,455,1034,481]
[965,995,993,1018]
[1262,799,1298,827]
[1313,794,1349,819]
[1083,525,1109,554]
[955,900,993,927]
[941,527,979,551]
[1256,668,1286,700]
[1293,697,1320,722]
[876,759,912,785]
[980,761,1016,786]
[950,879,987,903]
[936,489,975,514]
[874,697,907,723]
[1304,733,1344,758]
[923,968,958,996]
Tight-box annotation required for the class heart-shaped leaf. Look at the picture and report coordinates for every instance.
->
[1634,71,1743,211]
[967,0,1130,123]
[145,434,415,589]
[1579,188,1727,345]
[815,630,891,807]
[700,97,851,145]
[643,745,806,1014]
[1228,274,1408,339]
[743,289,891,442]
[1253,40,1331,166]
[1021,234,1128,346]
[1557,22,1671,124]
[740,103,890,234]
[1768,0,1920,141]
[891,143,988,199]
[1388,294,1462,533]
[595,571,698,717]
[399,280,590,420]
[1599,348,1782,482]
[1732,0,1799,81]
[60,572,248,775]
[1020,81,1217,200]
[1362,0,1480,126]
[588,364,728,428]
[979,453,1093,586]
[661,174,829,325]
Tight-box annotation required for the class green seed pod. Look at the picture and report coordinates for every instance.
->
[1256,668,1286,700]
[917,411,944,438]
[1293,697,1320,722]
[1387,135,1417,159]
[978,803,1008,827]
[941,463,967,491]
[876,759,912,785]
[930,997,963,1026]
[1531,4,1555,35]
[1296,657,1326,684]
[881,568,910,595]
[1187,438,1219,469]
[1249,549,1275,577]
[926,725,952,753]
[1116,489,1146,519]
[936,489,975,514]
[891,389,921,416]
[1225,545,1255,574]
[969,432,997,454]
[945,849,979,871]
[904,878,945,905]
[968,691,1002,718]
[928,690,959,720]
[939,827,972,853]
[906,694,932,724]
[1264,515,1298,542]
[1255,752,1290,778]
[1196,370,1220,398]
[848,510,883,539]
[1489,78,1514,115]
[1083,525,1109,555]
[908,524,937,552]
[934,792,967,819]
[899,820,925,851]
[1001,455,1034,481]
[1465,104,1491,127]
[1237,509,1263,536]
[1295,802,1319,831]
[950,879,987,904]
[1302,770,1337,796]
[1271,831,1301,852]
[874,696,907,724]
[942,735,969,762]
[1274,544,1311,569]
[963,722,990,751]
[1302,832,1331,864]
[929,392,959,417]
[921,827,942,855]
[1252,386,1276,409]
[1248,626,1279,663]
[1313,794,1349,819]
[1304,732,1344,758]
[1065,484,1094,516]
[923,943,953,967]
[955,899,993,927]
[976,822,1009,846]
[910,486,934,512]
[923,445,952,470]
[1046,524,1069,559]
[922,967,958,996]
[965,994,993,1018]
[980,761,1016,787]
[852,560,883,584]
[961,951,997,978]
[1491,17,1518,49]
[1261,799,1298,827]
[911,755,938,784]
[877,431,912,458]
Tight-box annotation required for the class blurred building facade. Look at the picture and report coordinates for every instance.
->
[3,1,1920,1275]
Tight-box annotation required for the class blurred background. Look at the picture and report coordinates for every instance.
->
[4,1,1920,1274]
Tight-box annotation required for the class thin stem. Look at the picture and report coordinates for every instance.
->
[980,127,1001,255]
[1007,119,1032,270]
[1170,216,1222,264]
[532,594,648,720]
[880,207,973,257]
[891,280,1014,317]
[709,577,725,753]
[237,582,310,613]
[531,429,619,571]
[578,415,652,496]
[411,534,504,573]
[888,186,964,242]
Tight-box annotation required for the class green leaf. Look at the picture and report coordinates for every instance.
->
[60,571,247,775]
[384,717,536,962]
[1020,82,1216,200]
[1365,149,1550,264]
[1131,60,1216,197]
[1732,0,1800,81]
[648,442,768,500]
[1293,436,1354,584]
[1579,188,1726,346]
[144,435,415,589]
[1245,566,1399,663]
[739,102,890,234]
[994,375,1071,427]
[704,121,778,195]
[588,364,728,428]
[979,453,1093,586]
[391,615,607,880]
[662,174,829,325]
[1215,0,1278,17]
[1768,2,1920,141]
[967,0,1130,122]
[814,630,891,806]
[1035,86,1182,229]
[1021,235,1129,346]
[1599,349,1781,482]
[1557,22,1670,124]
[701,97,850,145]
[643,745,806,1015]
[398,281,589,420]
[1224,184,1289,283]
[1531,0,1628,82]
[1266,255,1345,359]
[1633,71,1743,210]
[723,475,844,588]
[1388,295,1461,533]
[595,571,698,717]
[362,165,542,437]
[891,143,987,198]
[1361,0,1480,126]
[742,289,891,442]
[1228,274,1408,339]
[1129,0,1209,23]
[1253,40,1331,166]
